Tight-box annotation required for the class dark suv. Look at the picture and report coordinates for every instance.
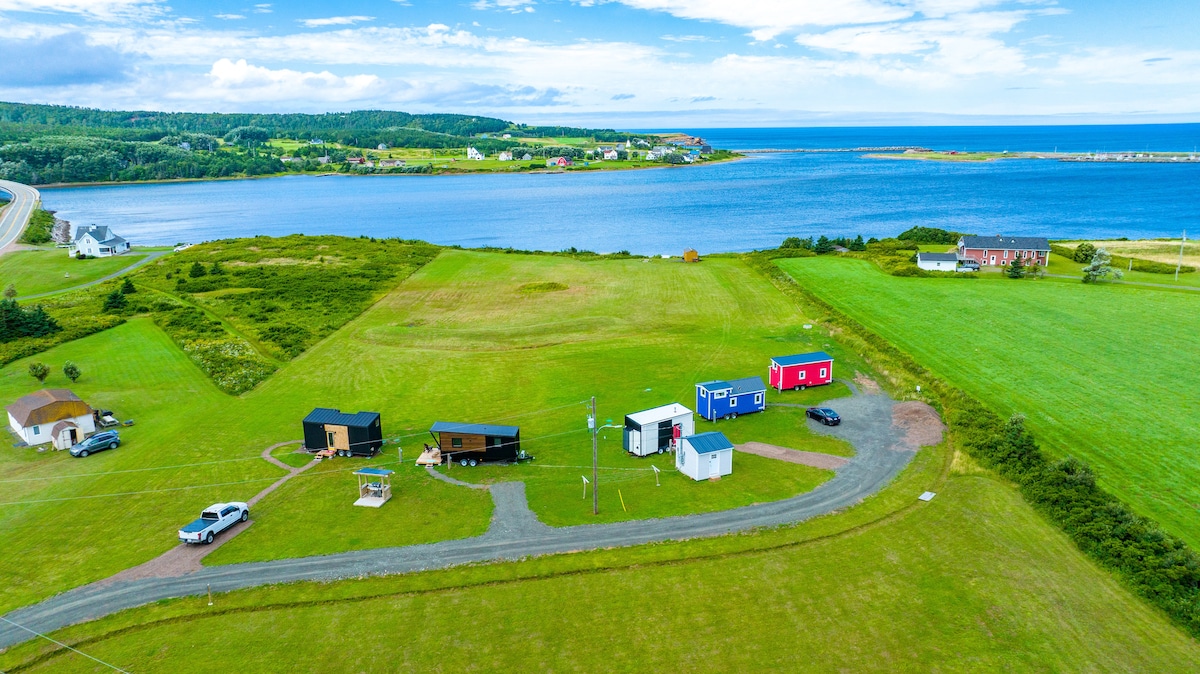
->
[806,407,841,426]
[69,430,121,457]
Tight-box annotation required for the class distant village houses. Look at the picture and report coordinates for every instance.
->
[467,146,485,161]
[70,225,129,258]
[497,151,514,162]
[603,149,619,160]
[546,157,572,168]
[378,159,405,168]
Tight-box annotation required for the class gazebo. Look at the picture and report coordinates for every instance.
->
[352,467,394,508]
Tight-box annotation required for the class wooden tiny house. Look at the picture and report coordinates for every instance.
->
[683,248,700,263]
[430,422,521,466]
[302,408,383,457]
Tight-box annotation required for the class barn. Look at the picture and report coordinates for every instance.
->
[430,422,520,466]
[302,408,383,457]
[769,351,834,392]
[676,432,734,481]
[6,389,95,450]
[623,403,694,457]
[695,376,766,421]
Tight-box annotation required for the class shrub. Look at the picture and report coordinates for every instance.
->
[897,226,963,244]
[28,361,49,383]
[1073,242,1097,263]
[181,339,276,394]
[189,261,208,278]
[63,360,81,382]
[102,289,127,313]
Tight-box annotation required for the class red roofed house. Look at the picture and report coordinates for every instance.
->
[958,235,1051,267]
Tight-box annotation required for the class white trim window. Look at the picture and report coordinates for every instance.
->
[730,397,738,407]
[713,390,728,399]
[799,371,806,380]
[32,425,40,436]
[754,393,763,405]
[820,368,828,378]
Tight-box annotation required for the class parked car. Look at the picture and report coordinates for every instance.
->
[96,410,120,428]
[69,430,121,457]
[178,502,249,544]
[806,407,841,426]
[959,260,981,272]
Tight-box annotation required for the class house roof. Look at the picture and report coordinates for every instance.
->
[918,252,960,262]
[354,467,394,477]
[727,376,766,394]
[959,235,1050,251]
[73,225,123,244]
[6,389,92,427]
[684,431,734,454]
[302,408,380,428]
[430,421,519,438]
[626,403,692,425]
[771,351,834,367]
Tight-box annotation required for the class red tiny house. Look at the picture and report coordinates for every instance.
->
[770,352,834,392]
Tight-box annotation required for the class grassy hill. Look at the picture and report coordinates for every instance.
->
[778,256,1200,549]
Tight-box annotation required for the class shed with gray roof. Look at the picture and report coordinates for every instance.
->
[676,431,734,481]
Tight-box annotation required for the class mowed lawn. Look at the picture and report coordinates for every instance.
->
[17,475,1200,672]
[0,248,147,297]
[780,256,1200,548]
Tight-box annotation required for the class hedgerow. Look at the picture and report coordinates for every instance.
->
[745,249,1200,637]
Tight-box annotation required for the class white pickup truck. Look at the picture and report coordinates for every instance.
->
[178,502,249,544]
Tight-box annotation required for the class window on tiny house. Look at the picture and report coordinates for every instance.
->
[452,437,463,448]
[820,368,828,378]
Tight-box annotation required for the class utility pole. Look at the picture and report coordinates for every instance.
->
[590,396,599,515]
[1177,231,1187,282]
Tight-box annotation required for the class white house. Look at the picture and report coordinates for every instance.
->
[676,432,734,481]
[467,146,485,161]
[623,403,694,457]
[916,252,960,272]
[497,151,514,162]
[7,389,95,450]
[603,149,619,160]
[70,225,130,257]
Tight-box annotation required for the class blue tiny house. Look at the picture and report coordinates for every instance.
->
[695,376,767,421]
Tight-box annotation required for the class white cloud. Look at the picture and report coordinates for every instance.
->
[202,58,382,102]
[253,3,271,13]
[214,13,244,21]
[0,0,161,19]
[472,0,536,13]
[577,0,913,38]
[299,16,375,28]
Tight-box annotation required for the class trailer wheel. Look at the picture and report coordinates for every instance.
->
[469,458,478,467]
[460,458,469,467]
[656,447,664,455]
[800,385,807,391]
[731,412,738,419]
[793,385,800,391]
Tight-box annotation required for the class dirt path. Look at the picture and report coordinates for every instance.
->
[891,402,945,450]
[99,441,310,584]
[736,442,849,469]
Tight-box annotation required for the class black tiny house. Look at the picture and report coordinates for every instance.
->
[430,422,520,465]
[303,408,383,457]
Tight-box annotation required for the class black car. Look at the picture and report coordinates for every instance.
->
[806,407,841,426]
[69,430,121,457]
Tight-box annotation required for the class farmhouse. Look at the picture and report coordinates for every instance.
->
[546,157,572,167]
[302,408,383,457]
[769,351,834,392]
[70,225,130,257]
[623,403,694,457]
[676,432,734,481]
[6,389,95,449]
[603,149,619,160]
[467,146,485,161]
[916,252,960,272]
[497,151,514,161]
[958,235,1050,267]
[696,376,766,421]
[430,421,520,465]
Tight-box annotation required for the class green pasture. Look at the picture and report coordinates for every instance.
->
[780,256,1200,548]
[1043,253,1200,289]
[12,472,1200,672]
[0,248,147,297]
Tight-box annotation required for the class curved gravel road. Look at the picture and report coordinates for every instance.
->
[0,391,928,650]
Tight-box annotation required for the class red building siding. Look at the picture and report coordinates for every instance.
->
[959,247,1048,267]
[769,360,833,391]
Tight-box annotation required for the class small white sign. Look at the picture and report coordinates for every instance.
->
[918,491,936,501]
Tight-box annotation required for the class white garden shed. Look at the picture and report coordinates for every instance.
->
[623,403,694,456]
[676,432,734,481]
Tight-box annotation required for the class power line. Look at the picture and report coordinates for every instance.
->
[0,455,270,483]
[0,616,130,673]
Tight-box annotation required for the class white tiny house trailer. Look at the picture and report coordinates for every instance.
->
[623,403,694,456]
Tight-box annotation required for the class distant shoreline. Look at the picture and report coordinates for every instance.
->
[867,150,1200,164]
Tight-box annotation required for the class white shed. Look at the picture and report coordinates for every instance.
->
[623,403,694,456]
[916,252,959,272]
[676,432,734,481]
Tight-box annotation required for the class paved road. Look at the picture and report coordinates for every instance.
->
[0,179,40,250]
[0,391,925,650]
[19,250,170,301]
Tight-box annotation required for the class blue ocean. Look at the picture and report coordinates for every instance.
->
[40,125,1200,254]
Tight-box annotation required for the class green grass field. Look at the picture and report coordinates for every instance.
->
[11,472,1200,672]
[0,248,147,297]
[779,256,1200,548]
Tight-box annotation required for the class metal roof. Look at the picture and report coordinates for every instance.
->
[683,432,734,454]
[697,376,766,394]
[73,225,122,244]
[626,403,692,425]
[771,351,834,367]
[302,408,380,428]
[6,389,91,427]
[430,421,519,437]
[696,381,728,393]
[353,467,394,476]
[959,235,1050,251]
[917,252,960,262]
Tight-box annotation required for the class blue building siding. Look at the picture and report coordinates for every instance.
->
[695,378,766,421]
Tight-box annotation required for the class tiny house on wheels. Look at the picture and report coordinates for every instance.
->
[769,352,834,392]
[430,422,521,466]
[676,432,734,481]
[695,376,766,421]
[623,403,695,456]
[302,408,383,457]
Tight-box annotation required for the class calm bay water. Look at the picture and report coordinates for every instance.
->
[41,125,1200,254]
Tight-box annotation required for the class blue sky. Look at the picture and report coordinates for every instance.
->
[0,0,1197,125]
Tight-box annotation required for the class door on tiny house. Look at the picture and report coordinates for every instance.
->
[708,453,720,477]
[325,425,350,451]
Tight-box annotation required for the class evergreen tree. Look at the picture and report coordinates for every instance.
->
[189,261,207,278]
[850,234,867,251]
[1082,248,1123,283]
[103,289,128,312]
[210,260,225,275]
[1007,254,1026,278]
[121,277,136,294]
[63,360,81,383]
[814,235,834,254]
[28,362,49,383]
